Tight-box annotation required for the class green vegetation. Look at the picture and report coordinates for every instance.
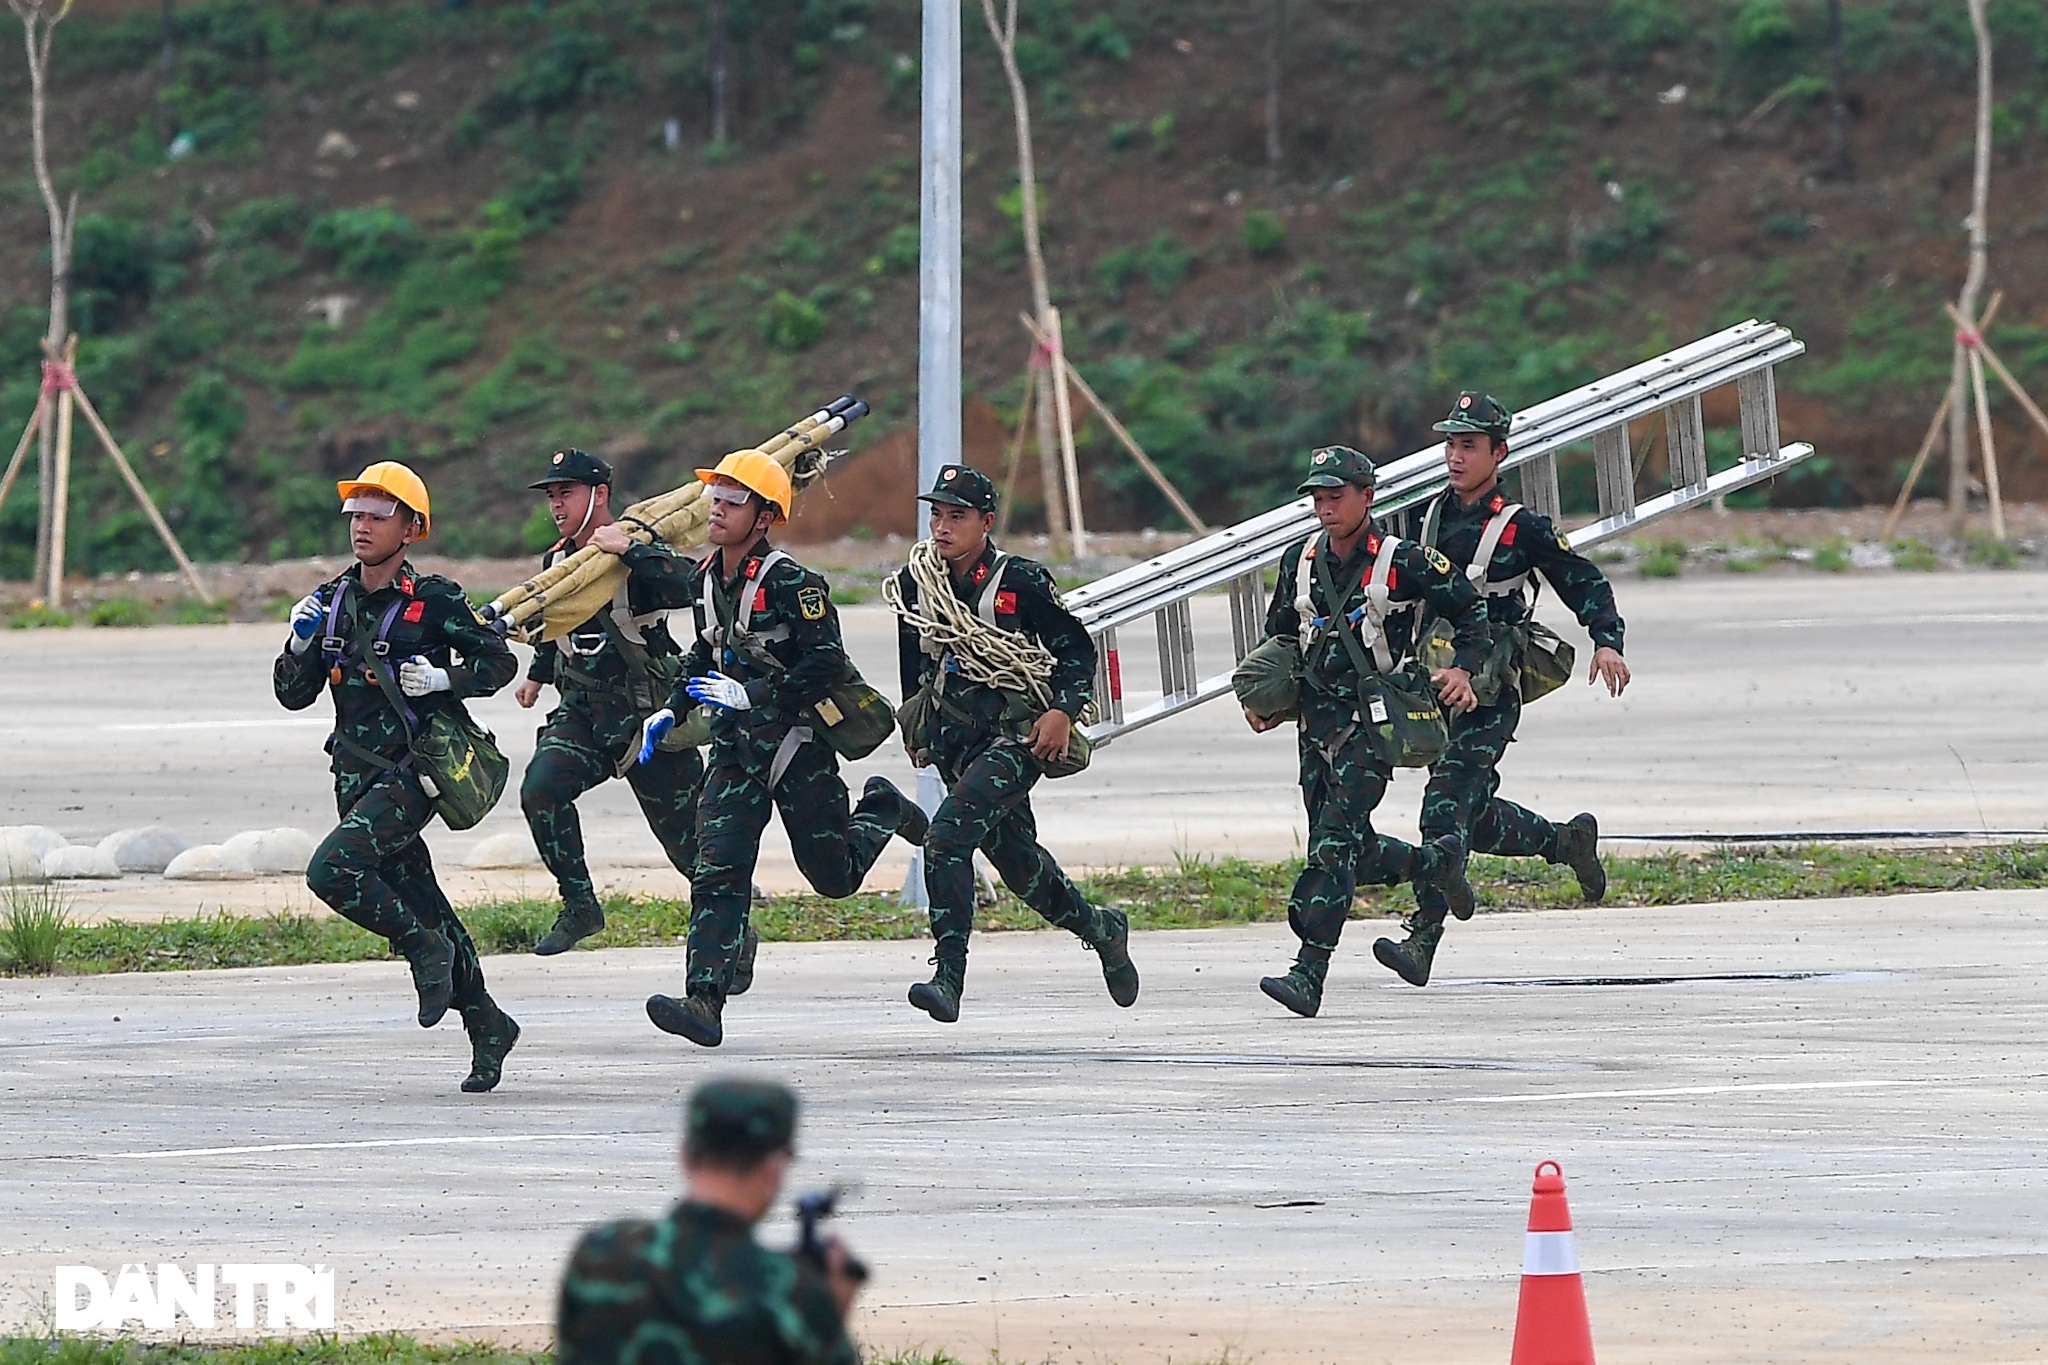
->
[15,844,2048,978]
[1,881,72,975]
[1891,537,1940,571]
[85,597,154,627]
[7,605,74,629]
[1812,536,1852,572]
[1636,538,1686,577]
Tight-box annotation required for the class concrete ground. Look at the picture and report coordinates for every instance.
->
[2,572,2044,919]
[4,891,2048,1362]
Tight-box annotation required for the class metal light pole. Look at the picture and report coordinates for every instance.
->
[903,0,961,908]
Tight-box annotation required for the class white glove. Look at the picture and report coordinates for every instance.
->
[636,708,676,767]
[685,671,752,711]
[287,593,324,655]
[398,655,452,698]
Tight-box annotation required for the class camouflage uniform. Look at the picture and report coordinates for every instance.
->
[892,464,1135,1020]
[557,1079,857,1365]
[653,536,899,1030]
[520,533,704,946]
[274,559,520,1084]
[1410,393,1623,922]
[1255,447,1489,1017]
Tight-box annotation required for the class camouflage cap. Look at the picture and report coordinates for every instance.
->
[1296,445,1376,494]
[918,463,998,513]
[685,1078,798,1161]
[1432,391,1513,441]
[528,447,615,490]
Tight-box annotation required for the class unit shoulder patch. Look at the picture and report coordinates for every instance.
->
[796,586,829,621]
[1422,546,1454,576]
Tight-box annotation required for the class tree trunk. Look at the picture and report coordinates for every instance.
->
[708,0,730,144]
[979,0,1068,542]
[11,1,74,592]
[1265,0,1285,186]
[1824,0,1850,179]
[1948,0,1993,536]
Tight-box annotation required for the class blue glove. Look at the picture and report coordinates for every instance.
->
[287,593,325,654]
[685,671,753,712]
[636,708,676,767]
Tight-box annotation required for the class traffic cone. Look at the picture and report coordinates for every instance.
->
[1509,1160,1596,1364]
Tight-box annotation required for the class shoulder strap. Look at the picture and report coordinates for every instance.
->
[1420,493,1447,551]
[737,549,791,632]
[975,552,1013,627]
[347,585,419,741]
[1468,503,1524,587]
[1292,536,1321,648]
[1313,535,1399,677]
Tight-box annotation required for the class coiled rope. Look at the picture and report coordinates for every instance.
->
[884,539,1080,716]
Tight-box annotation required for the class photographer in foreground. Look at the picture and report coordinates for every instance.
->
[556,1079,862,1365]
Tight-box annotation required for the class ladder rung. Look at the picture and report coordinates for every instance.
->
[1594,425,1635,519]
[1664,395,1707,490]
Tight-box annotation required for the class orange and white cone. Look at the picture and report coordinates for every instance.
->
[1509,1160,1595,1365]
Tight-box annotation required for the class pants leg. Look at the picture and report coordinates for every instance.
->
[520,711,614,910]
[775,739,894,900]
[1289,732,1392,954]
[687,761,775,994]
[309,769,487,1011]
[624,741,706,882]
[1415,689,1521,913]
[925,744,1107,957]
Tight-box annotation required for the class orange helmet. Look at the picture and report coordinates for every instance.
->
[695,449,793,524]
[337,461,432,539]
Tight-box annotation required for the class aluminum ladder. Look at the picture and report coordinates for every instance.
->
[1066,318,1813,744]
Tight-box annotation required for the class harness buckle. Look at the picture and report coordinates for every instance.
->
[320,635,347,654]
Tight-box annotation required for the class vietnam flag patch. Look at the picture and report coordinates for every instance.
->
[994,590,1017,615]
[752,588,769,613]
[404,599,427,623]
[1500,521,1518,546]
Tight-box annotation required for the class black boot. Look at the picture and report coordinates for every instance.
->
[862,775,928,847]
[1553,812,1606,904]
[461,999,520,1093]
[534,896,605,956]
[1259,952,1328,1018]
[646,990,723,1047]
[398,927,455,1028]
[908,953,966,1023]
[1416,838,1476,921]
[1373,911,1447,987]
[1091,908,1140,1007]
[727,922,761,997]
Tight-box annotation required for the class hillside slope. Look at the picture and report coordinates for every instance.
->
[3,0,2048,575]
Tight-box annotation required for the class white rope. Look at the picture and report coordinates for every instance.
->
[883,539,1060,712]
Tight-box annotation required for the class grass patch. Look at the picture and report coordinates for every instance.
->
[86,597,155,628]
[17,845,2048,978]
[1891,537,1940,571]
[1812,536,1852,572]
[1636,538,1686,578]
[7,605,74,629]
[1,881,73,974]
[1964,532,2020,568]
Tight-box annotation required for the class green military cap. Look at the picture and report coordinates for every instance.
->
[918,463,999,513]
[1295,445,1376,494]
[1431,391,1513,441]
[686,1078,798,1160]
[528,447,615,490]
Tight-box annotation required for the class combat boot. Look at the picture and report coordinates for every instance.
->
[1416,838,1476,921]
[1554,812,1606,904]
[646,990,724,1047]
[398,926,454,1027]
[862,775,928,847]
[533,896,605,956]
[460,999,520,1093]
[1090,909,1140,1008]
[1259,953,1329,1018]
[908,954,966,1023]
[1373,911,1446,987]
[727,922,761,997]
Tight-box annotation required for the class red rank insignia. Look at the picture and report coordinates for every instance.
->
[972,563,989,586]
[1489,494,1505,514]
[398,572,417,595]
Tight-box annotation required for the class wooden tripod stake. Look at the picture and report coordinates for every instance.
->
[0,334,212,603]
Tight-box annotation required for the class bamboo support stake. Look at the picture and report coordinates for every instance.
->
[1974,339,2048,446]
[995,365,1037,540]
[1881,386,1954,542]
[69,380,212,600]
[1967,346,2005,541]
[0,397,43,521]
[1021,312,1209,534]
[1045,306,1087,559]
[45,380,71,602]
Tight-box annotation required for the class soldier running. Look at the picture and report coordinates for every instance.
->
[886,463,1138,1023]
[275,462,521,1091]
[636,450,924,1047]
[514,448,706,956]
[1378,391,1629,985]
[1247,447,1488,1019]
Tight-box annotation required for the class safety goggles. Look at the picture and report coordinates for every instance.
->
[704,484,755,507]
[342,494,401,518]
